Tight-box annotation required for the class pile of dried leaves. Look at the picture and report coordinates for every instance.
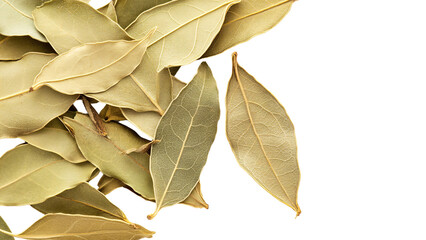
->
[0,0,301,238]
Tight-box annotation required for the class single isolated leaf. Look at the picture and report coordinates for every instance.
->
[122,74,187,138]
[0,216,13,240]
[99,105,126,122]
[148,62,220,219]
[0,53,78,139]
[32,182,128,221]
[127,0,240,71]
[0,35,54,60]
[115,0,170,28]
[20,118,86,163]
[64,114,154,200]
[33,0,132,53]
[0,0,47,42]
[14,214,154,240]
[98,1,118,22]
[226,53,301,215]
[0,144,96,206]
[33,32,154,95]
[98,175,126,195]
[204,0,294,57]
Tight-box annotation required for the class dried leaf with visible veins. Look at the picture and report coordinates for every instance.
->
[226,53,301,215]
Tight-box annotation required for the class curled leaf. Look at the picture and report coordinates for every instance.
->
[0,35,54,60]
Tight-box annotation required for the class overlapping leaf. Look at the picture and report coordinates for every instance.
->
[32,183,128,221]
[63,114,154,200]
[226,53,301,215]
[0,35,54,60]
[115,0,171,28]
[0,53,78,139]
[0,216,13,240]
[33,0,132,53]
[0,144,96,206]
[148,62,220,219]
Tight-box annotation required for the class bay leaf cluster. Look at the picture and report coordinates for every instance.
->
[0,0,301,238]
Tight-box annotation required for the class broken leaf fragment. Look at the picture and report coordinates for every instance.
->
[148,62,220,219]
[226,53,301,215]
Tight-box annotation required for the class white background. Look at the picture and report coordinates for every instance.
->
[1,0,426,239]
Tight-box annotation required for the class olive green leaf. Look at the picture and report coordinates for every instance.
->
[82,96,107,136]
[6,214,154,240]
[0,144,96,206]
[99,105,126,122]
[0,53,78,139]
[20,118,86,163]
[0,35,54,60]
[0,0,47,42]
[127,0,239,71]
[115,0,170,28]
[98,175,126,195]
[32,32,154,95]
[87,68,172,114]
[148,62,220,219]
[63,113,154,200]
[98,1,118,22]
[182,182,209,209]
[204,0,294,57]
[125,140,160,154]
[226,53,301,215]
[32,182,128,221]
[122,74,187,139]
[33,0,132,53]
[0,216,13,240]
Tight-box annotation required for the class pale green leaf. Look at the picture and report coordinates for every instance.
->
[32,183,128,221]
[21,118,86,163]
[0,35,54,60]
[115,0,170,28]
[33,33,153,95]
[204,0,294,57]
[0,53,78,139]
[33,0,132,53]
[226,53,301,215]
[0,216,13,240]
[148,62,220,219]
[0,144,96,206]
[14,214,154,240]
[63,114,154,200]
[0,0,47,41]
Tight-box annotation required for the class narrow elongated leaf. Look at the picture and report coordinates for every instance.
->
[148,62,220,219]
[33,0,132,53]
[0,53,78,139]
[21,118,86,163]
[64,114,154,200]
[14,214,154,240]
[32,183,128,221]
[122,75,187,138]
[0,35,54,60]
[0,0,46,42]
[226,53,301,215]
[115,0,170,28]
[204,0,294,57]
[0,216,13,240]
[127,0,239,71]
[0,144,96,206]
[33,34,153,95]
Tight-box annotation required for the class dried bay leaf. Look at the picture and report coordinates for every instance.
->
[204,0,294,57]
[0,53,78,139]
[33,0,132,53]
[33,33,154,95]
[0,0,46,42]
[63,114,154,200]
[12,214,154,240]
[20,118,86,163]
[0,35,54,60]
[0,216,13,240]
[99,105,126,122]
[115,0,171,28]
[126,0,240,71]
[181,182,209,209]
[98,175,126,195]
[0,144,96,206]
[32,182,128,221]
[226,53,301,215]
[98,1,118,22]
[148,62,220,219]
